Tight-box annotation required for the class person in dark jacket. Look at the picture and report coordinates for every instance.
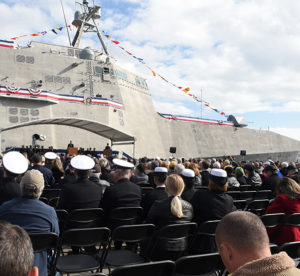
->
[200,160,210,187]
[181,168,196,202]
[101,159,142,217]
[142,167,168,217]
[131,163,149,185]
[244,164,262,188]
[261,165,281,195]
[29,153,55,187]
[235,167,247,186]
[0,151,28,205]
[58,155,102,212]
[99,158,114,184]
[190,169,236,253]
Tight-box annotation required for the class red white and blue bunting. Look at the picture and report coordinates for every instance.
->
[0,86,123,109]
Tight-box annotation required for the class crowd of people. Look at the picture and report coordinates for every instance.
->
[0,148,299,275]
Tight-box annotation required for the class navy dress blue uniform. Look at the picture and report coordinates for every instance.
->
[0,177,22,205]
[141,186,168,217]
[0,197,59,276]
[30,165,55,187]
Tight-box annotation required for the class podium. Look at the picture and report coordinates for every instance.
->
[67,147,78,156]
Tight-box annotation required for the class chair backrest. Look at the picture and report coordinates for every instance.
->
[56,209,68,221]
[109,207,143,227]
[29,232,59,253]
[156,223,197,240]
[227,191,240,200]
[175,253,224,275]
[197,220,220,237]
[246,199,270,215]
[39,197,49,204]
[270,243,279,254]
[42,189,61,199]
[233,200,247,210]
[111,260,175,276]
[112,224,156,243]
[49,197,60,208]
[240,191,256,200]
[280,241,300,260]
[239,185,252,191]
[255,190,272,199]
[61,227,110,248]
[141,187,154,196]
[260,213,285,227]
[286,213,300,227]
[67,208,104,223]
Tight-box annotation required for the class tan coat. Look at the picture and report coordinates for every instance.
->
[231,252,300,276]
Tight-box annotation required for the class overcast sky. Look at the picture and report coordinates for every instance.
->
[1,0,300,140]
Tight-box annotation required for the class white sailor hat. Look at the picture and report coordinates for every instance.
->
[45,152,58,160]
[181,169,195,178]
[71,155,95,170]
[210,169,227,178]
[113,158,134,169]
[154,167,168,174]
[3,151,28,174]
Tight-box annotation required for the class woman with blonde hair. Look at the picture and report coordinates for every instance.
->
[146,174,193,228]
[265,177,300,244]
[51,157,65,185]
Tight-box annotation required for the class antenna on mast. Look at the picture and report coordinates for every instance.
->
[71,0,109,55]
[60,0,72,46]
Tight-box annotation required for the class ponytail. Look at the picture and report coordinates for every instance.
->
[171,196,183,218]
[166,174,185,218]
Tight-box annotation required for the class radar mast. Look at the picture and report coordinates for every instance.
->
[72,0,109,55]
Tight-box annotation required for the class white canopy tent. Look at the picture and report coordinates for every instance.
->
[0,117,136,157]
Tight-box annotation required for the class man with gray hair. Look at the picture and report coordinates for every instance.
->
[0,169,59,276]
[0,221,38,276]
[216,211,299,276]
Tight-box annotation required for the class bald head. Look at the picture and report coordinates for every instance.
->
[216,211,269,252]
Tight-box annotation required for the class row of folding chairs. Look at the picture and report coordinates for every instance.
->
[227,190,273,200]
[233,199,270,215]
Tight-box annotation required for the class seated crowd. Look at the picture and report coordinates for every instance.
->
[0,149,299,275]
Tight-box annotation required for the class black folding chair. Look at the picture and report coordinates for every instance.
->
[286,213,300,227]
[103,224,156,271]
[227,191,240,200]
[66,208,104,229]
[39,197,49,204]
[190,220,220,254]
[49,197,60,208]
[29,232,59,276]
[55,227,110,274]
[148,223,197,261]
[246,199,270,215]
[108,207,143,229]
[233,200,247,210]
[240,191,256,201]
[56,209,68,233]
[255,190,272,199]
[110,260,175,276]
[141,187,154,196]
[42,189,61,199]
[175,253,225,276]
[280,241,300,262]
[270,243,279,254]
[239,185,252,191]
[261,213,285,228]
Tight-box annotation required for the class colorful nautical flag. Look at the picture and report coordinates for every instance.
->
[152,71,157,77]
[31,33,39,37]
[0,39,14,48]
[112,40,120,44]
[56,27,63,31]
[182,87,190,93]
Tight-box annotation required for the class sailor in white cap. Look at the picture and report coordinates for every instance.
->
[180,169,196,202]
[101,159,142,216]
[44,152,58,170]
[0,151,28,205]
[189,168,236,253]
[58,155,102,212]
[142,167,169,216]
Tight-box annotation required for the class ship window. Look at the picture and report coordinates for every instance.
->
[9,107,18,115]
[45,75,53,82]
[94,66,102,74]
[115,70,127,80]
[16,55,25,63]
[26,56,34,64]
[136,79,141,86]
[20,109,28,116]
[103,67,110,74]
[9,116,18,123]
[20,117,29,123]
[75,50,80,58]
[68,49,74,56]
[54,76,62,83]
[31,109,39,116]
[62,77,71,84]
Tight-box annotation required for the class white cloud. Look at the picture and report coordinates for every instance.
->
[270,127,300,142]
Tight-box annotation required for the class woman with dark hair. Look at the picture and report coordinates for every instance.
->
[265,177,300,244]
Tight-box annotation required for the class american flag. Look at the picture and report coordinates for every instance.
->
[0,39,14,48]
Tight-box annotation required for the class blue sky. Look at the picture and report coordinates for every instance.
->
[1,0,300,140]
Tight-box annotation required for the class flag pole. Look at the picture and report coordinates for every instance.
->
[60,0,72,46]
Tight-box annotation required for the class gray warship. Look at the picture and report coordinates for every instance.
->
[0,0,299,160]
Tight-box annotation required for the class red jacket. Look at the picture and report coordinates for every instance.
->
[265,194,300,245]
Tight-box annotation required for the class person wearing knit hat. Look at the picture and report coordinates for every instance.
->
[190,168,236,253]
[0,169,59,276]
[0,151,28,205]
[58,155,102,212]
